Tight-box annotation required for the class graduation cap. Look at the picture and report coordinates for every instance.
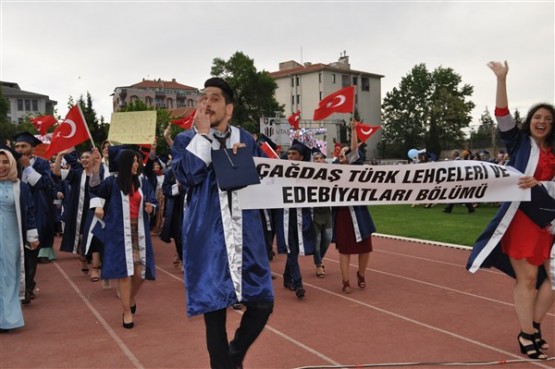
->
[12,131,42,147]
[204,77,234,103]
[311,146,327,159]
[0,143,22,161]
[289,139,311,162]
[211,148,260,191]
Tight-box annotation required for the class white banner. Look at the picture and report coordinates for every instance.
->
[237,158,530,209]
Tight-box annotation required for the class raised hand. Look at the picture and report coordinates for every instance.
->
[487,61,509,79]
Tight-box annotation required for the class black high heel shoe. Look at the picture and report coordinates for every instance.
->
[533,321,549,350]
[122,315,134,329]
[131,303,136,315]
[518,331,546,360]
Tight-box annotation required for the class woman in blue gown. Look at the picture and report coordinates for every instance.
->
[0,147,39,332]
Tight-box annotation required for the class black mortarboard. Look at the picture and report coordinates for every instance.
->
[12,131,42,147]
[259,133,277,151]
[211,148,260,191]
[311,146,327,159]
[289,139,311,162]
[204,77,234,103]
[0,143,22,161]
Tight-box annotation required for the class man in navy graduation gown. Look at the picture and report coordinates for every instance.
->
[13,132,56,303]
[172,78,274,369]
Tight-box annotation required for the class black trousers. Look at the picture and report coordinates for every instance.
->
[203,301,273,369]
[24,247,40,298]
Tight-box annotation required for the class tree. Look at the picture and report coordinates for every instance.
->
[469,107,496,149]
[381,64,475,158]
[76,92,108,149]
[210,51,283,131]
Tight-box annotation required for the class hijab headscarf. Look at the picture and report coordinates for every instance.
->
[0,149,18,182]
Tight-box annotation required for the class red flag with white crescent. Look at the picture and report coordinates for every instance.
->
[287,110,301,130]
[170,109,196,130]
[31,115,57,136]
[44,105,91,158]
[260,142,280,159]
[313,86,354,121]
[355,122,381,142]
[333,143,342,159]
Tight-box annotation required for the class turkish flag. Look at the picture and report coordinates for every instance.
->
[170,110,195,130]
[287,110,301,130]
[313,86,355,121]
[44,105,91,158]
[138,144,152,165]
[260,142,279,159]
[31,115,58,136]
[355,122,381,142]
[333,143,342,159]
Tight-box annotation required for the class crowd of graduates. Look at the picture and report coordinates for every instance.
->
[1,68,554,365]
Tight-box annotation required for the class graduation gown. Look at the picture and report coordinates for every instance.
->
[331,205,376,243]
[467,114,555,287]
[172,126,274,317]
[20,157,56,248]
[159,167,185,244]
[59,153,96,254]
[0,180,38,329]
[89,175,157,280]
[274,208,315,256]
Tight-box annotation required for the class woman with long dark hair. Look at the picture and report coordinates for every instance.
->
[467,61,555,360]
[89,148,157,329]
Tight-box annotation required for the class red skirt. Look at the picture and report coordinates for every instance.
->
[501,209,553,266]
[335,207,372,255]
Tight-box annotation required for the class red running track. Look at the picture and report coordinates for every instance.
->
[1,234,553,369]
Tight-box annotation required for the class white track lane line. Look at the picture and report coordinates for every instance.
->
[303,280,555,369]
[54,262,145,369]
[155,266,343,366]
[157,264,554,368]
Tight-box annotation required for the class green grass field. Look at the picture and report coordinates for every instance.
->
[369,203,500,246]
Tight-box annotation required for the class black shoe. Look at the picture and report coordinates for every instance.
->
[468,208,475,213]
[130,304,136,315]
[283,280,295,291]
[0,328,10,333]
[295,287,305,299]
[533,321,549,350]
[122,315,134,329]
[443,208,451,213]
[518,331,547,360]
[232,303,242,310]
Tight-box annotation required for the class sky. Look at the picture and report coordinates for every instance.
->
[1,0,554,132]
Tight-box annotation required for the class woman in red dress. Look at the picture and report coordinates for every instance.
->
[332,121,376,293]
[469,61,555,360]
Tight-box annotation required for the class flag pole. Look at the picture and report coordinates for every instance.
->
[76,104,96,149]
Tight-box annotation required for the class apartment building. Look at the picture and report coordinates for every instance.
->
[1,81,57,124]
[269,53,383,158]
[112,78,200,113]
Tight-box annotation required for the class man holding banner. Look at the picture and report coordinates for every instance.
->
[172,77,274,369]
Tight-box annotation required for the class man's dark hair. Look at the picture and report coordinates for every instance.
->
[204,77,234,104]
